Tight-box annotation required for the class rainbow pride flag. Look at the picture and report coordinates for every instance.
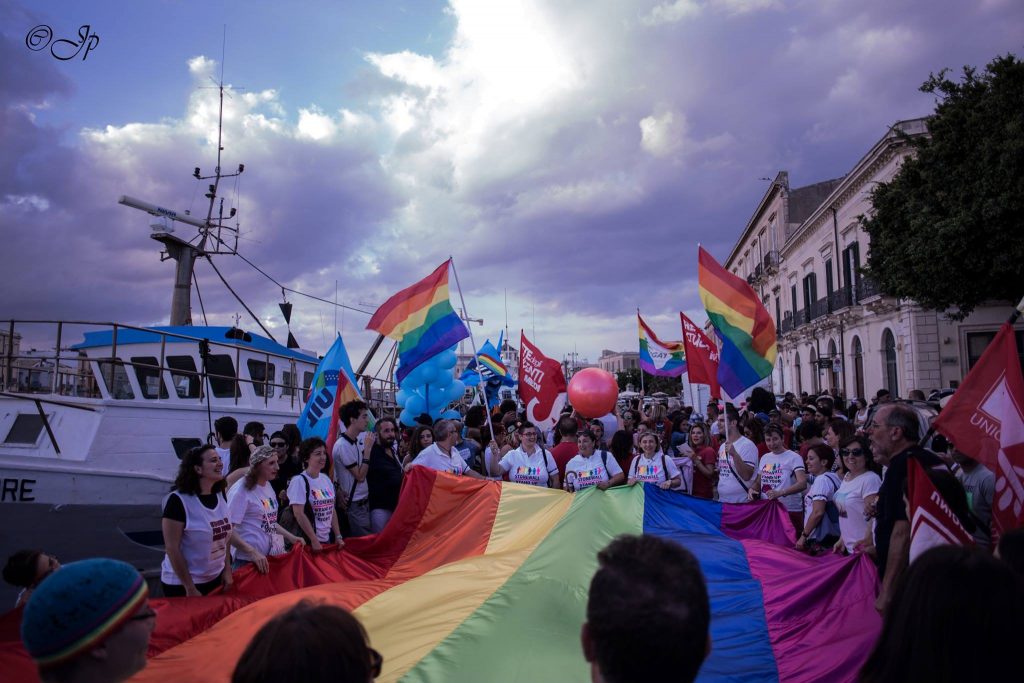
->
[0,471,881,682]
[638,313,686,377]
[367,260,469,383]
[697,246,777,398]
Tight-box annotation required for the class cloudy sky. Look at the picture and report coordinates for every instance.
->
[1,0,1020,370]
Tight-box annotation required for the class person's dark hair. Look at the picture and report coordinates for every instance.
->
[578,429,597,446]
[281,424,301,455]
[882,404,921,442]
[3,549,42,588]
[214,415,238,441]
[816,404,834,420]
[838,435,879,473]
[410,425,434,458]
[748,387,776,415]
[997,527,1024,577]
[585,535,709,683]
[298,437,330,477]
[859,545,1023,683]
[610,430,633,463]
[232,601,374,683]
[722,404,740,423]
[173,444,227,495]
[465,404,487,429]
[764,423,785,440]
[375,416,397,434]
[269,430,285,443]
[498,399,518,417]
[706,402,719,417]
[339,400,368,428]
[797,419,822,440]
[228,434,250,474]
[744,418,765,444]
[242,421,265,439]
[688,422,711,448]
[807,443,836,470]
[827,418,855,443]
[800,404,816,417]
[557,414,578,437]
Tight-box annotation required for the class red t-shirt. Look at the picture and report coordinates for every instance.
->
[550,442,579,480]
[690,446,718,499]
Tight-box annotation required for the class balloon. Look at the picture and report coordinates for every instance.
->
[420,364,439,384]
[399,409,416,426]
[445,380,466,403]
[427,388,448,409]
[432,371,454,389]
[395,389,409,405]
[401,365,424,387]
[405,394,426,416]
[437,350,457,369]
[440,409,461,419]
[567,368,618,418]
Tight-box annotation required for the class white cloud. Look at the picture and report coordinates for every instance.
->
[296,107,337,141]
[641,0,702,27]
[640,109,687,157]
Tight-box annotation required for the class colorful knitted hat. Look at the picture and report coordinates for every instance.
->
[21,558,148,666]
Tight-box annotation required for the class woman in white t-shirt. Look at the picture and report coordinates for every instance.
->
[833,435,882,555]
[627,433,681,490]
[796,444,842,553]
[286,438,342,553]
[754,424,808,533]
[228,446,306,573]
[491,421,560,488]
[160,445,233,597]
[564,429,625,491]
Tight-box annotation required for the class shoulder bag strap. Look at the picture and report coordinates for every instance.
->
[724,445,751,494]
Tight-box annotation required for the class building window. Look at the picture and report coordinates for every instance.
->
[965,330,1024,371]
[828,339,839,394]
[809,347,819,394]
[882,329,898,396]
[794,352,802,395]
[851,336,865,399]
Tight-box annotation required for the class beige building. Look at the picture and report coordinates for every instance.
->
[598,349,639,374]
[725,118,1023,400]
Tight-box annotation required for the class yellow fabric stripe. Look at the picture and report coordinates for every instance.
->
[355,484,573,683]
[699,286,755,335]
[388,283,451,339]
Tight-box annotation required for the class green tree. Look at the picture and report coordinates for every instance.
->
[861,53,1024,319]
[614,368,683,395]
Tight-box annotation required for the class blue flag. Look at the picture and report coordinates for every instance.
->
[298,333,363,442]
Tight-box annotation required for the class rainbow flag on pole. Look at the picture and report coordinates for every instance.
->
[638,313,687,377]
[697,246,777,398]
[11,470,881,682]
[367,260,469,383]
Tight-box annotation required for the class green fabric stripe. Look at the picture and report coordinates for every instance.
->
[401,486,645,682]
[707,311,774,376]
[398,300,458,353]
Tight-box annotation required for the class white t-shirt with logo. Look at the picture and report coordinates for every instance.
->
[410,443,470,476]
[716,436,760,503]
[835,471,882,552]
[628,452,681,484]
[757,450,806,512]
[286,472,336,543]
[333,432,368,503]
[227,479,279,560]
[565,450,623,490]
[498,447,558,487]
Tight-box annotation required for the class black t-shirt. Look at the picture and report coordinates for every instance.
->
[366,442,403,512]
[875,445,942,576]
[161,491,224,522]
[272,452,303,495]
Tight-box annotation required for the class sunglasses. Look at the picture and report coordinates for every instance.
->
[270,441,287,448]
[840,448,866,457]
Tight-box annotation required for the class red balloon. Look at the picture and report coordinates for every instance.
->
[567,368,618,418]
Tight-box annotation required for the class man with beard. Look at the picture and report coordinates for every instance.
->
[366,417,403,533]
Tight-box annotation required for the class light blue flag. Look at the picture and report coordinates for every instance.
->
[298,333,361,441]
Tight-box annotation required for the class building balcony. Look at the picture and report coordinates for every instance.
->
[828,285,853,312]
[857,276,883,302]
[809,297,830,321]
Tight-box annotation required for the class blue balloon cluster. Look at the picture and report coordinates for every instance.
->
[396,346,466,426]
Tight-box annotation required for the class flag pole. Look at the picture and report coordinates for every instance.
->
[637,308,646,396]
[450,256,496,459]
[1010,294,1024,325]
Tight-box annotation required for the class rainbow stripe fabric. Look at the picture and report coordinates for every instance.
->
[638,313,687,377]
[0,470,882,682]
[697,246,778,398]
[367,260,469,383]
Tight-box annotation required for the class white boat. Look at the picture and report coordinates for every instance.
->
[0,320,318,602]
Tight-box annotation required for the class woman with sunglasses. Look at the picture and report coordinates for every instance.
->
[627,432,681,490]
[3,549,60,608]
[267,431,298,495]
[489,421,560,488]
[833,435,882,555]
[161,444,233,596]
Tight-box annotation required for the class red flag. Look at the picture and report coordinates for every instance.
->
[680,311,721,399]
[907,457,974,563]
[933,322,1024,538]
[518,332,568,432]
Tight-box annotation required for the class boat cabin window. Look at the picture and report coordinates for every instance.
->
[97,360,135,399]
[4,414,45,444]
[282,370,295,397]
[131,356,169,399]
[167,355,201,399]
[304,372,314,393]
[247,359,276,398]
[206,354,238,398]
[171,437,203,459]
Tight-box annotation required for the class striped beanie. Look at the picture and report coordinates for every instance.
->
[21,558,148,666]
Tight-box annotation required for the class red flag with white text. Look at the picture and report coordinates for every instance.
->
[932,322,1024,538]
[518,332,568,432]
[907,457,974,563]
[680,311,722,399]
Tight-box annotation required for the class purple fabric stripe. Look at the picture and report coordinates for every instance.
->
[719,499,796,546]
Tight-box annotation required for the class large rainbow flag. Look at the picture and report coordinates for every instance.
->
[0,471,880,682]
[367,260,469,383]
[638,312,687,377]
[697,246,778,399]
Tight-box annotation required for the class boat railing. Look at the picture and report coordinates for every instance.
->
[0,320,314,410]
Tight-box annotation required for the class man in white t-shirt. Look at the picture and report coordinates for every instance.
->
[715,406,760,503]
[332,400,372,537]
[493,422,560,488]
[214,415,238,461]
[408,419,487,479]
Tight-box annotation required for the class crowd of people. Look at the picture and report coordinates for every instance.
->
[6,387,1024,682]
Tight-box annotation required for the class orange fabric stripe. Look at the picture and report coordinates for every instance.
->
[367,261,450,337]
[135,473,500,682]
